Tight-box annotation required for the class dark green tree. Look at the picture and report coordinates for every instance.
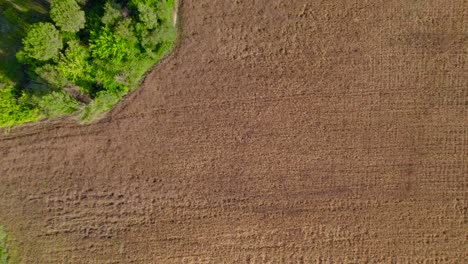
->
[35,64,71,88]
[136,2,159,29]
[75,0,88,5]
[50,0,86,32]
[22,23,63,61]
[141,19,176,50]
[102,0,123,25]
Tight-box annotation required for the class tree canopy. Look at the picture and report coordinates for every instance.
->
[50,0,86,32]
[22,22,63,61]
[1,0,176,127]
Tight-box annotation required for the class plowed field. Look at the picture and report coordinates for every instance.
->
[0,0,466,263]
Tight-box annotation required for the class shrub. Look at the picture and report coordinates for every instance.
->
[25,80,54,97]
[0,84,40,127]
[156,0,173,21]
[35,64,71,88]
[80,90,122,122]
[21,23,63,61]
[118,55,155,88]
[92,61,128,93]
[141,19,176,50]
[36,91,80,118]
[50,0,86,32]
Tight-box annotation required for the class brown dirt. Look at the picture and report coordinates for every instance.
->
[1,0,467,263]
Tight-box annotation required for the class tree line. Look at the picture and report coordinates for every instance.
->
[0,0,176,126]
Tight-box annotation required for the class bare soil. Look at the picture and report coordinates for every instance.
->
[0,0,467,263]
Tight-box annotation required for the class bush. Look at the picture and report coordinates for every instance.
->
[35,64,71,88]
[80,90,122,122]
[118,55,156,87]
[25,79,55,97]
[76,0,89,6]
[0,84,40,127]
[141,19,176,50]
[91,59,128,93]
[50,0,86,32]
[156,0,173,21]
[36,91,80,118]
[21,23,63,61]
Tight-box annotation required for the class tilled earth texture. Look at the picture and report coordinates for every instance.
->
[1,0,467,263]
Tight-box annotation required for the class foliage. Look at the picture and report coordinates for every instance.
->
[35,64,71,88]
[50,0,86,33]
[2,6,21,25]
[76,0,89,6]
[21,22,63,61]
[56,40,90,82]
[0,0,49,84]
[141,19,176,50]
[102,1,123,25]
[80,90,122,122]
[136,2,160,29]
[118,55,156,87]
[1,0,176,126]
[0,82,40,127]
[36,91,80,118]
[92,59,128,94]
[89,26,129,62]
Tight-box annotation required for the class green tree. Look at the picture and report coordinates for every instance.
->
[133,0,172,30]
[89,26,129,62]
[50,0,86,32]
[35,64,71,88]
[0,84,40,127]
[116,18,139,41]
[141,19,176,50]
[102,0,123,25]
[56,40,90,81]
[136,2,159,29]
[21,22,63,61]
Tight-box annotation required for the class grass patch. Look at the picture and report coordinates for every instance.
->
[0,225,18,264]
[0,226,7,264]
